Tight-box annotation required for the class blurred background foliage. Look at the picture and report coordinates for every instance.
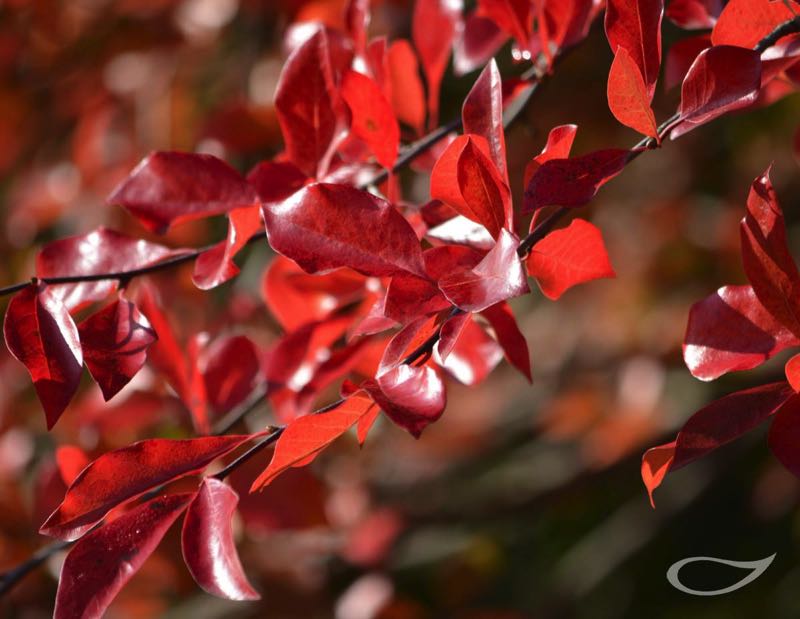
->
[1,0,800,617]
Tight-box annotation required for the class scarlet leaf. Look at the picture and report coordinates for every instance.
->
[387,40,427,133]
[41,434,254,541]
[412,0,460,128]
[605,0,664,97]
[55,446,90,487]
[684,285,800,380]
[786,353,800,392]
[78,295,157,401]
[477,0,534,51]
[666,0,721,30]
[107,152,257,234]
[670,45,762,139]
[462,59,508,179]
[768,395,800,478]
[740,167,800,336]
[641,441,675,508]
[439,229,529,312]
[607,47,658,138]
[181,478,260,600]
[481,301,532,382]
[523,148,636,212]
[526,218,615,300]
[454,12,507,76]
[341,70,399,169]
[536,0,596,64]
[250,394,376,491]
[711,0,795,49]
[37,227,187,311]
[274,28,350,178]
[262,182,426,278]
[523,124,578,187]
[3,283,82,429]
[54,493,194,619]
[192,205,263,290]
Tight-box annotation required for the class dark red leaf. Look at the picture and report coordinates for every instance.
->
[670,45,762,139]
[3,283,82,429]
[453,11,507,76]
[481,301,532,382]
[107,152,257,234]
[387,40,427,134]
[246,160,307,203]
[439,229,529,312]
[384,274,450,324]
[526,218,615,300]
[477,0,534,51]
[262,182,426,278]
[666,0,722,30]
[607,46,659,138]
[523,124,578,187]
[202,335,261,414]
[41,434,254,541]
[78,295,157,401]
[437,316,503,386]
[664,34,711,90]
[462,59,508,179]
[683,285,800,380]
[379,314,444,372]
[711,0,795,49]
[605,0,664,97]
[54,493,194,619]
[768,394,800,477]
[182,478,260,600]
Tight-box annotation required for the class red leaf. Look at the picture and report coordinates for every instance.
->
[768,394,800,477]
[439,229,529,312]
[55,446,90,487]
[379,314,444,372]
[54,493,194,619]
[786,353,800,392]
[664,34,711,90]
[3,283,82,429]
[202,335,261,415]
[275,28,350,178]
[412,0,460,128]
[345,0,370,56]
[250,394,376,491]
[481,301,532,382]
[384,274,450,324]
[387,40,427,134]
[462,59,508,179]
[181,478,260,600]
[192,205,263,290]
[36,227,187,311]
[523,124,578,187]
[262,182,426,277]
[78,295,157,401]
[523,148,636,212]
[641,441,675,508]
[367,363,447,437]
[246,160,307,203]
[536,0,596,65]
[683,285,800,380]
[740,167,800,336]
[437,316,503,386]
[41,435,254,541]
[711,0,795,49]
[436,311,471,361]
[670,45,762,139]
[107,152,257,234]
[607,46,659,139]
[526,218,615,300]
[477,0,534,51]
[605,0,664,97]
[431,135,511,238]
[666,0,722,30]
[453,11,507,76]
[341,70,399,169]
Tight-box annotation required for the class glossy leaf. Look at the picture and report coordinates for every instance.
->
[107,152,257,234]
[607,47,658,138]
[453,12,507,76]
[481,301,532,381]
[182,478,260,600]
[437,316,503,386]
[526,218,615,300]
[768,394,800,478]
[605,0,664,97]
[684,285,800,380]
[341,70,400,169]
[41,435,254,541]
[262,182,426,278]
[711,0,795,49]
[54,493,194,619]
[439,229,529,312]
[78,295,157,401]
[462,59,507,179]
[3,283,82,429]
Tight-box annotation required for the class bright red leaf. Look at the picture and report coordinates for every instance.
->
[711,0,795,49]
[341,70,400,169]
[387,40,427,134]
[607,47,659,139]
[477,0,534,51]
[437,316,503,386]
[786,353,800,392]
[481,301,532,382]
[605,0,664,98]
[453,11,507,76]
[462,59,508,179]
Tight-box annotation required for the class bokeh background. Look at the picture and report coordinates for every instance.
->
[1,1,800,617]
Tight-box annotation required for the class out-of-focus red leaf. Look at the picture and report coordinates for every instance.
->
[203,335,261,414]
[536,0,596,64]
[192,205,263,290]
[345,0,370,56]
[250,394,376,491]
[341,70,400,169]
[438,316,503,386]
[3,283,82,429]
[607,47,658,138]
[41,435,254,541]
[642,382,795,504]
[481,301,532,381]
[523,148,635,212]
[412,0,461,128]
[387,39,427,134]
[477,0,534,51]
[55,446,90,487]
[605,0,664,97]
[436,311,471,361]
[439,229,529,312]
[523,124,578,187]
[683,285,800,380]
[107,152,257,234]
[670,45,762,139]
[664,34,711,90]
[740,167,800,336]
[78,295,156,401]
[526,218,615,300]
[54,493,194,619]
[453,11,507,76]
[263,182,426,277]
[462,59,507,179]
[181,478,259,601]
[711,0,795,49]
[36,227,187,311]
[786,354,800,392]
[275,28,350,178]
[246,160,307,203]
[768,395,800,478]
[666,0,721,29]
